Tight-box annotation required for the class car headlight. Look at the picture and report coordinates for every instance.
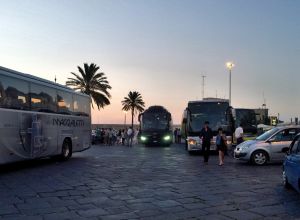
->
[188,139,197,145]
[163,135,171,141]
[140,136,147,141]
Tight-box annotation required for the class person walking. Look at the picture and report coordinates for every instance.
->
[200,121,213,164]
[216,128,227,166]
[177,128,182,144]
[121,129,126,145]
[174,128,178,143]
[127,127,134,147]
[108,128,113,146]
[235,123,244,145]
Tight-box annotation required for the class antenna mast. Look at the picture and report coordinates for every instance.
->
[262,92,266,109]
[201,75,206,100]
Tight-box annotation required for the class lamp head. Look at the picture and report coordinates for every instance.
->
[226,62,235,70]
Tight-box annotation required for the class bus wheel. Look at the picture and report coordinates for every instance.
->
[61,139,72,160]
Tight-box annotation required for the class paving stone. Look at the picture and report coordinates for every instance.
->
[0,215,43,220]
[77,208,108,217]
[222,210,263,220]
[249,205,288,217]
[43,211,80,220]
[155,200,181,208]
[0,206,19,215]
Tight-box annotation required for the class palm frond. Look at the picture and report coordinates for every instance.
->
[66,63,112,109]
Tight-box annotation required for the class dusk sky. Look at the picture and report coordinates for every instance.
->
[0,0,299,124]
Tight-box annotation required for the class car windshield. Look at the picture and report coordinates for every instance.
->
[255,127,280,141]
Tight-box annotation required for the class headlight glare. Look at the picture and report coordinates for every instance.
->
[188,139,197,145]
[163,135,171,141]
[140,136,147,141]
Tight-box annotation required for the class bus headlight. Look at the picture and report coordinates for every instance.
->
[188,139,197,146]
[163,135,171,141]
[140,136,147,141]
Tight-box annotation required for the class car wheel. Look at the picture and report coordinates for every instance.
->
[282,169,291,189]
[61,139,72,160]
[251,150,268,165]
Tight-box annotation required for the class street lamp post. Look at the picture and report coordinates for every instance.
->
[226,62,235,106]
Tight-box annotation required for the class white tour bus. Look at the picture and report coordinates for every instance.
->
[0,66,91,165]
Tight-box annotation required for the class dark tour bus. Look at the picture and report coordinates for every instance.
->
[138,106,173,146]
[233,108,258,135]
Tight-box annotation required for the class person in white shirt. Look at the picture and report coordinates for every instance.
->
[127,127,134,147]
[235,124,244,145]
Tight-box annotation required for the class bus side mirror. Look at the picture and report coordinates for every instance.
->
[138,114,142,122]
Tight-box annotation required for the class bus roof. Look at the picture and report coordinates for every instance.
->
[143,105,171,114]
[0,65,88,97]
[188,98,229,104]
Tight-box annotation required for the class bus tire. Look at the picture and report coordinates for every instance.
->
[61,139,72,161]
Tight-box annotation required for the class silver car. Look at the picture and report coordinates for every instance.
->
[234,126,300,165]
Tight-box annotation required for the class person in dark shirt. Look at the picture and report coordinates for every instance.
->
[200,121,213,164]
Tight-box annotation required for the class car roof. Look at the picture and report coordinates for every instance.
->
[275,125,300,130]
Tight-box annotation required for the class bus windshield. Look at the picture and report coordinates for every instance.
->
[142,113,169,130]
[188,102,229,132]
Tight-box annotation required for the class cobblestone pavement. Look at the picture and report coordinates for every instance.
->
[0,144,300,220]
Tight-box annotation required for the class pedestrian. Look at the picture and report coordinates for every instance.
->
[200,121,213,164]
[127,127,134,147]
[108,128,113,146]
[174,128,178,143]
[121,129,126,145]
[104,129,109,146]
[177,128,182,144]
[133,128,139,145]
[235,123,244,145]
[216,128,227,166]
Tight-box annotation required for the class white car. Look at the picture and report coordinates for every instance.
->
[234,126,300,165]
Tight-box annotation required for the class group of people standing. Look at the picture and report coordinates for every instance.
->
[199,121,244,166]
[94,127,139,147]
[173,128,182,144]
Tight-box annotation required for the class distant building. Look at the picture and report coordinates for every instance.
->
[254,108,269,125]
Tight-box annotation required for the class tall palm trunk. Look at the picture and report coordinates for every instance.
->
[131,107,134,128]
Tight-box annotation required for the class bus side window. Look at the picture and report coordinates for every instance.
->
[30,83,57,113]
[73,94,90,116]
[57,91,73,115]
[0,74,29,110]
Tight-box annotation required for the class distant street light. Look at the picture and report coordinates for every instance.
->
[226,62,235,106]
[123,111,127,127]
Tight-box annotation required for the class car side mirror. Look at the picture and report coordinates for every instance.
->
[267,137,277,143]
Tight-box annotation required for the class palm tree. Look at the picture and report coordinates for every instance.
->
[66,63,111,109]
[122,91,145,128]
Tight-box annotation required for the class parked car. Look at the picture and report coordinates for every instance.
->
[234,126,300,165]
[283,134,300,193]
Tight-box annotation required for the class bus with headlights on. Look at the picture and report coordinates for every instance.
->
[138,106,173,146]
[181,98,234,153]
[0,66,91,165]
